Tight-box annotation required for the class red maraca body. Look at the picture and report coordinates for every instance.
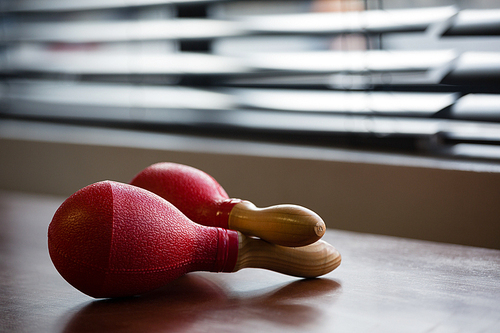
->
[130,162,328,247]
[48,181,238,298]
[130,162,239,229]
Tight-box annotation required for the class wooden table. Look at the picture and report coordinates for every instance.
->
[1,190,499,333]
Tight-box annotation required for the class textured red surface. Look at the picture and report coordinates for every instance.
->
[47,181,239,298]
[130,162,241,228]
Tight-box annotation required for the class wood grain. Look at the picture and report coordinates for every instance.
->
[233,234,340,277]
[229,201,326,247]
[1,190,499,333]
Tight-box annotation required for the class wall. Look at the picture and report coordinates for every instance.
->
[1,120,499,249]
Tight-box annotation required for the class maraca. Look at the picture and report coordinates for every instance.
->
[48,181,341,298]
[130,162,326,247]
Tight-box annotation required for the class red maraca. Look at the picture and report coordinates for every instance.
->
[48,181,341,298]
[130,162,326,247]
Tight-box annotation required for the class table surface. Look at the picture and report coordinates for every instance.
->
[1,190,499,333]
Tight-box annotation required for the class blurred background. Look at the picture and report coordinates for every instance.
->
[1,0,500,249]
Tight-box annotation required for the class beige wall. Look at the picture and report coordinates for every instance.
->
[2,127,499,250]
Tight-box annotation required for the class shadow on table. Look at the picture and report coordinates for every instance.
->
[60,275,342,333]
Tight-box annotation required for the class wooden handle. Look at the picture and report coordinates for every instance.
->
[233,233,341,278]
[228,201,326,247]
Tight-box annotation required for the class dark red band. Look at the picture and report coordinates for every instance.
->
[214,199,242,229]
[215,228,239,273]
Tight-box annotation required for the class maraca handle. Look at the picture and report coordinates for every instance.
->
[228,201,326,247]
[233,233,341,278]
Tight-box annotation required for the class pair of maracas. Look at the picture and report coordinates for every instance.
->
[48,162,341,298]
